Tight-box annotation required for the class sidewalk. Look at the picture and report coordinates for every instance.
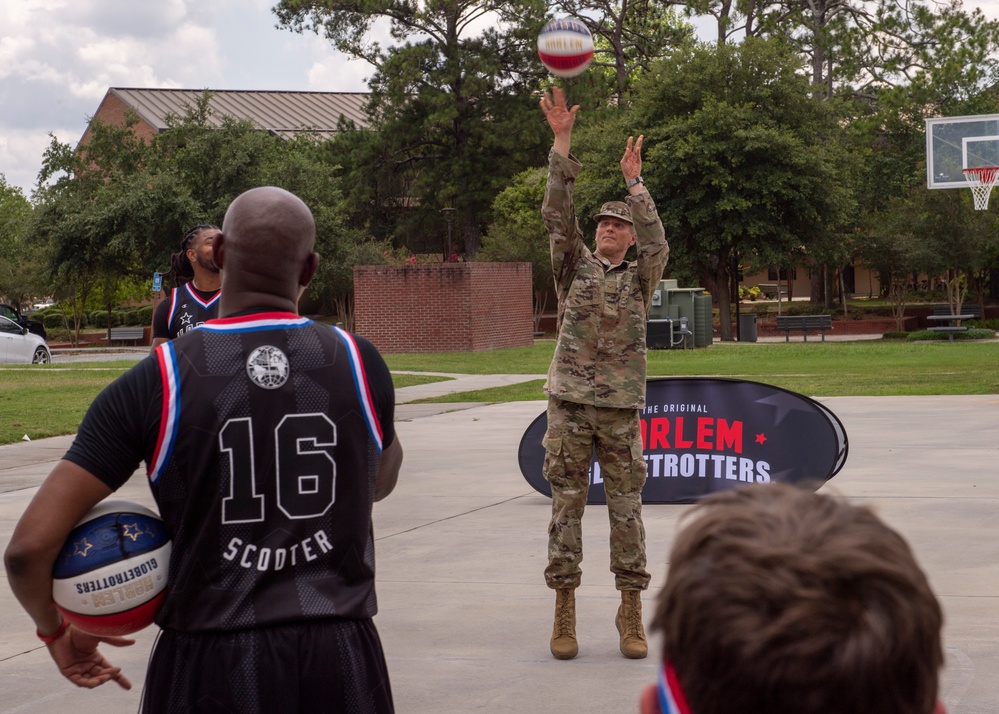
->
[1,382,997,712]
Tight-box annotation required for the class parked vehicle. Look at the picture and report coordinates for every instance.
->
[0,304,47,340]
[0,315,51,364]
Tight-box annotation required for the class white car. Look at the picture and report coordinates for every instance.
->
[0,315,51,364]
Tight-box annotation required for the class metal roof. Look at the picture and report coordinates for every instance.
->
[107,88,371,138]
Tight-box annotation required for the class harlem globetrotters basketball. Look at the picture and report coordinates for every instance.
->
[537,17,595,78]
[51,500,171,637]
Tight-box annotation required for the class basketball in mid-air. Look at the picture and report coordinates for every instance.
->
[52,500,171,637]
[537,17,594,78]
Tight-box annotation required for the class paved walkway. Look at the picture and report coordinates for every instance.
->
[1,364,998,712]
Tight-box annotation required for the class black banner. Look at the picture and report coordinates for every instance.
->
[518,378,848,504]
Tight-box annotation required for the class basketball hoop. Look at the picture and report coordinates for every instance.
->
[962,167,999,210]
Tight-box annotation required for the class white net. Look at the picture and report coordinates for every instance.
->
[963,167,999,210]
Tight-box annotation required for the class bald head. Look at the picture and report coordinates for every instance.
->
[216,187,320,316]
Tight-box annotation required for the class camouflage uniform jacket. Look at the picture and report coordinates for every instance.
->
[542,149,669,409]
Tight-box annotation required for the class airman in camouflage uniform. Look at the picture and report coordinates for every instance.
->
[539,87,669,662]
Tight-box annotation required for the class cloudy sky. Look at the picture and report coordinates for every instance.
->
[3,0,999,197]
[0,0,376,195]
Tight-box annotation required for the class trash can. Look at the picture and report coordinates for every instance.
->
[738,313,757,342]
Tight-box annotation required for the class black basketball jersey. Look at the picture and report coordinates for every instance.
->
[164,283,220,339]
[144,312,385,631]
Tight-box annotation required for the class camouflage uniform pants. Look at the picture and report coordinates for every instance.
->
[543,397,650,591]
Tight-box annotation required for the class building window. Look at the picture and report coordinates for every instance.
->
[768,267,797,281]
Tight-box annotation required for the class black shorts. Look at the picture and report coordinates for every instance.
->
[141,618,393,713]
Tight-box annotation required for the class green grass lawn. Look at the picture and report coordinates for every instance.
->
[1,340,995,445]
[390,340,999,401]
[651,341,999,395]
[0,364,449,445]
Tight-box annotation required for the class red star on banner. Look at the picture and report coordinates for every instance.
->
[755,433,767,444]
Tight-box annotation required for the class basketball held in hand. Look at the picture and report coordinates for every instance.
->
[52,500,171,637]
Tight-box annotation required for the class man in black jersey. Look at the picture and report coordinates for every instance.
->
[149,224,222,353]
[6,187,403,713]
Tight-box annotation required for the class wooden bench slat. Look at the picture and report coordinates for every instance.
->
[932,305,981,317]
[927,325,968,342]
[774,315,833,342]
[107,327,145,345]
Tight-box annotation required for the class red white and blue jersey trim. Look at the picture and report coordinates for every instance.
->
[334,325,384,454]
[658,662,692,714]
[149,342,181,483]
[197,311,311,334]
[147,314,383,468]
[166,283,221,325]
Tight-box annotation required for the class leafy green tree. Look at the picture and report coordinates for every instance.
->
[32,115,170,340]
[552,0,695,101]
[858,194,936,330]
[0,176,46,311]
[831,0,999,103]
[274,0,551,255]
[477,167,553,330]
[910,188,999,316]
[620,38,853,340]
[264,134,394,325]
[678,0,999,304]
[32,94,375,324]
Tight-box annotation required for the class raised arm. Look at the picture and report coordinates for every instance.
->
[621,135,645,196]
[619,133,669,307]
[540,87,579,158]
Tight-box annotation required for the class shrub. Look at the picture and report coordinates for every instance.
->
[969,318,999,331]
[122,309,142,326]
[966,328,997,340]
[45,327,73,343]
[41,310,68,329]
[882,331,908,340]
[783,302,827,316]
[906,328,996,341]
[137,305,154,325]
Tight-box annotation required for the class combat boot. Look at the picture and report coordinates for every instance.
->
[550,588,578,660]
[616,590,647,659]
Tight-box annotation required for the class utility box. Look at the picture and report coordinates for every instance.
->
[647,319,673,349]
[648,279,709,347]
[693,294,713,347]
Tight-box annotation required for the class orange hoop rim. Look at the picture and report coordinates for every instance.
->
[963,166,999,183]
[962,167,999,210]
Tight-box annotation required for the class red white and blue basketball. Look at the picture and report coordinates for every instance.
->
[538,18,595,79]
[52,500,171,637]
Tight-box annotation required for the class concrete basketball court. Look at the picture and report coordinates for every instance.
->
[0,371,997,713]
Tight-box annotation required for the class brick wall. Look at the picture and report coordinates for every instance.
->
[81,93,158,147]
[354,263,534,354]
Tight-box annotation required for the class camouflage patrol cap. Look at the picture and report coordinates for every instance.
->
[593,201,633,225]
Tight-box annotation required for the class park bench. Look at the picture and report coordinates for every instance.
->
[931,304,981,318]
[758,283,789,299]
[106,327,145,346]
[927,305,978,341]
[775,315,833,342]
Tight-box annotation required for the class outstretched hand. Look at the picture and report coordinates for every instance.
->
[47,624,134,690]
[621,135,643,184]
[540,87,579,156]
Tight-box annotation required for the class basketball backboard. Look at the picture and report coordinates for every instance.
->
[926,114,999,189]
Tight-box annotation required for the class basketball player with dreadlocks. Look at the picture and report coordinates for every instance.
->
[149,224,222,353]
